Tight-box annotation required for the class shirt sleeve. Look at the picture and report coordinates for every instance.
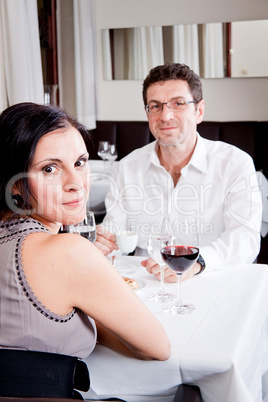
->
[200,154,262,271]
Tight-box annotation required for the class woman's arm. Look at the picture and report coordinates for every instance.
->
[96,322,158,360]
[40,233,171,361]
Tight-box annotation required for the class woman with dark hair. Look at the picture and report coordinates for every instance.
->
[0,102,91,216]
[0,102,170,398]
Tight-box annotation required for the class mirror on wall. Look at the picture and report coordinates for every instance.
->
[102,19,268,80]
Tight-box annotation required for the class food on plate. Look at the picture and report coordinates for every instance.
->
[122,276,138,290]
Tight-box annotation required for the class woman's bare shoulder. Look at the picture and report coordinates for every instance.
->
[21,231,110,313]
[22,231,102,271]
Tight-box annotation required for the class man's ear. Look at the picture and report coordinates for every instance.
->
[196,99,205,125]
[145,106,149,121]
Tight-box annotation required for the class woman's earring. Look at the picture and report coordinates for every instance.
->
[12,194,23,208]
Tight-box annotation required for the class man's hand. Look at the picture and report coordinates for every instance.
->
[181,262,202,281]
[141,258,177,283]
[141,258,202,282]
[95,225,118,256]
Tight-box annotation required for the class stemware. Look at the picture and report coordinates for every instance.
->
[97,141,110,165]
[61,211,96,243]
[147,233,174,303]
[106,144,118,164]
[161,216,199,314]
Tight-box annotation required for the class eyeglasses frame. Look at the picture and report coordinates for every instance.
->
[145,99,198,115]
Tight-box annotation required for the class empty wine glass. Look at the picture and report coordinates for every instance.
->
[97,141,110,170]
[161,216,199,314]
[106,144,118,165]
[147,232,175,303]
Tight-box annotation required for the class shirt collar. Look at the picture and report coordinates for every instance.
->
[147,134,208,175]
[182,132,208,175]
[143,141,161,172]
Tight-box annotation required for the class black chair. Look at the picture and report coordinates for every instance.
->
[173,384,202,402]
[0,398,76,402]
[0,349,90,400]
[0,398,126,402]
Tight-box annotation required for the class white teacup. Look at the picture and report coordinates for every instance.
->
[116,231,138,254]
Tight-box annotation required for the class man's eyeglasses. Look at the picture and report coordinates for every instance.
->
[145,98,198,115]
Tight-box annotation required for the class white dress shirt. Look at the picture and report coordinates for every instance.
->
[103,134,262,271]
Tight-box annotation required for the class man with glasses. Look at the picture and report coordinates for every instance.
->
[96,63,262,282]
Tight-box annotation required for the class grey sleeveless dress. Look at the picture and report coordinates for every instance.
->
[0,218,97,358]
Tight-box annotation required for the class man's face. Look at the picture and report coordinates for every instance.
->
[145,80,205,148]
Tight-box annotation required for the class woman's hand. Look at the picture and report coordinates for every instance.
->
[94,225,118,256]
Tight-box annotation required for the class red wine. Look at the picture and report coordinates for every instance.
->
[161,245,199,274]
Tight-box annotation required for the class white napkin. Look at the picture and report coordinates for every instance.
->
[257,171,268,237]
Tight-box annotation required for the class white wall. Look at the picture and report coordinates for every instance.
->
[94,0,268,121]
[231,20,268,78]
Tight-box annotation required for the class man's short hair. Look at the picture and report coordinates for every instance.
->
[142,63,203,106]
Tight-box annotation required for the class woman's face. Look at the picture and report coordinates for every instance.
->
[27,126,90,230]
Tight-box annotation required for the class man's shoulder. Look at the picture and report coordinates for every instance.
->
[201,136,253,162]
[120,141,156,163]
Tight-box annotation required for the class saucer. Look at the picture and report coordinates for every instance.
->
[115,262,137,275]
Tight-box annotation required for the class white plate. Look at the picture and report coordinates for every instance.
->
[122,277,147,291]
[135,278,147,291]
[113,255,143,274]
[115,263,137,275]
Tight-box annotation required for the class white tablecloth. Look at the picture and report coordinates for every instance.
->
[82,257,268,402]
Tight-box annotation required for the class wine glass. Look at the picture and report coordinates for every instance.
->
[161,216,199,314]
[106,144,118,165]
[97,141,110,172]
[68,211,97,243]
[147,233,175,303]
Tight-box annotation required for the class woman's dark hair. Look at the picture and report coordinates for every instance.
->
[0,102,91,218]
[142,62,203,106]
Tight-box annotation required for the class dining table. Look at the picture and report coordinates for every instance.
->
[82,255,268,402]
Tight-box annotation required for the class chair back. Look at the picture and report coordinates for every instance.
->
[0,349,89,399]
